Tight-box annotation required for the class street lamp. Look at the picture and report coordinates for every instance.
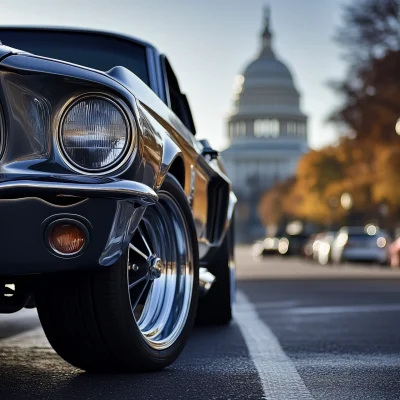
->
[396,118,400,135]
[341,193,353,210]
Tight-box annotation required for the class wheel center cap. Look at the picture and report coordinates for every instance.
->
[149,256,163,279]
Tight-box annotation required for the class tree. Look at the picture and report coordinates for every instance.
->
[258,0,400,229]
[325,0,400,228]
[336,0,400,61]
[259,138,380,227]
[258,178,296,227]
[331,0,400,143]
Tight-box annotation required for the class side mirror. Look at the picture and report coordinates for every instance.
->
[199,139,219,160]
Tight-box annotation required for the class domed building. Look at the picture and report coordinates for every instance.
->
[222,7,308,242]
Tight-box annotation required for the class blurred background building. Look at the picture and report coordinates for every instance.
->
[222,7,308,243]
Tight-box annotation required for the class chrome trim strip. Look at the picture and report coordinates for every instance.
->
[0,103,4,160]
[58,94,136,175]
[187,164,195,207]
[227,191,238,224]
[0,180,158,205]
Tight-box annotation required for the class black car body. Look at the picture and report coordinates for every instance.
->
[0,27,236,372]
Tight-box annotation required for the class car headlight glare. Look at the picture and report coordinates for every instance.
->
[61,96,131,171]
[377,237,386,248]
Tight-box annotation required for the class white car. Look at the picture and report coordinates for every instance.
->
[331,227,389,264]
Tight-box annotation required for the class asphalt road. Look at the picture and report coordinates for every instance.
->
[2,248,400,399]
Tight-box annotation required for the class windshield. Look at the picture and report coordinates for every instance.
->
[0,29,150,85]
[347,234,378,242]
[348,234,376,239]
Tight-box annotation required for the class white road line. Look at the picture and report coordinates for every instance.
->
[235,291,313,400]
[0,326,51,349]
[244,302,400,316]
[284,303,400,315]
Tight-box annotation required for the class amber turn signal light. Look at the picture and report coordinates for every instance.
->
[49,223,86,255]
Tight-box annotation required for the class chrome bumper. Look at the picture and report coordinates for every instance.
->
[0,177,158,205]
[0,175,157,275]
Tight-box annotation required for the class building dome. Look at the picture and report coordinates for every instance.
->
[242,55,296,90]
[222,6,309,242]
[227,7,307,133]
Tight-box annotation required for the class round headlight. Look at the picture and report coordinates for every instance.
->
[60,96,131,172]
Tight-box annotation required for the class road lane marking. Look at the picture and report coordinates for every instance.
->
[284,303,400,315]
[244,300,303,310]
[235,291,313,400]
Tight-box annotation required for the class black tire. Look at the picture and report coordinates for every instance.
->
[36,174,199,372]
[196,219,235,325]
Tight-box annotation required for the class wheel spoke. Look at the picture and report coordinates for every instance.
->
[138,225,152,256]
[129,243,148,261]
[132,279,151,311]
[128,273,150,290]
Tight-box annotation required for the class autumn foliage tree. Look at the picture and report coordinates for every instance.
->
[258,178,296,227]
[287,138,378,225]
[330,0,400,222]
[332,0,400,143]
[258,0,400,229]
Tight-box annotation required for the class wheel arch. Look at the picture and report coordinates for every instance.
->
[167,155,185,189]
[153,132,188,192]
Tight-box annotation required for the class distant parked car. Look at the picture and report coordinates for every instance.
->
[252,237,289,257]
[285,233,310,256]
[331,227,389,264]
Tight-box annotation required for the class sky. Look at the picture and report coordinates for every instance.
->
[0,0,350,150]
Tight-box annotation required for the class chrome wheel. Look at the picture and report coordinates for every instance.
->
[128,191,194,350]
[36,174,198,372]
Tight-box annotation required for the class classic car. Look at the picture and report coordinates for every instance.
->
[0,27,236,372]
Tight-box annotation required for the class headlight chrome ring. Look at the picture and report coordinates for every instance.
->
[59,94,135,174]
